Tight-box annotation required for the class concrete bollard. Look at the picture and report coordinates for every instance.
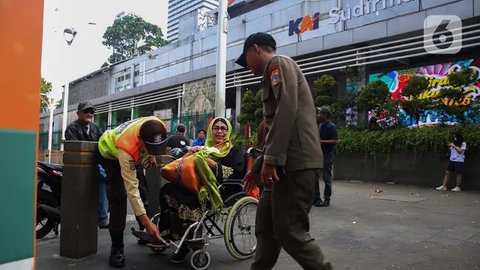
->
[60,141,99,259]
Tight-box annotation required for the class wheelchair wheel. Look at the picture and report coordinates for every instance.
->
[224,196,258,260]
[190,249,211,270]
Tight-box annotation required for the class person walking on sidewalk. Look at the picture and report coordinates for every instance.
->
[314,106,339,207]
[436,132,467,192]
[238,32,332,270]
[98,116,167,268]
[64,101,109,228]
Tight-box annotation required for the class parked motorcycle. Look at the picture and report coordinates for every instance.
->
[36,161,62,239]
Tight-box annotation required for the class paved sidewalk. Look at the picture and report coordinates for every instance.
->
[36,181,480,270]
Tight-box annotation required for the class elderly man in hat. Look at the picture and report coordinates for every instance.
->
[239,32,332,270]
[65,101,109,228]
[65,101,102,141]
[98,116,168,268]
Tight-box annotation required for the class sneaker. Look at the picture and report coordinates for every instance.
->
[319,199,330,207]
[109,247,125,268]
[170,247,189,264]
[314,199,324,207]
[435,186,447,191]
[98,221,109,229]
[451,187,461,192]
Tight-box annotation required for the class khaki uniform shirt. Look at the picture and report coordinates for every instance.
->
[118,149,147,216]
[261,55,323,171]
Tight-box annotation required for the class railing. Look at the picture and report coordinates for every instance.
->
[38,111,216,150]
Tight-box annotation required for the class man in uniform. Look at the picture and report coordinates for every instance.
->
[238,32,332,270]
[98,116,167,268]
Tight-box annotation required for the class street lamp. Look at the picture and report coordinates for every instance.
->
[61,84,69,151]
[215,0,228,117]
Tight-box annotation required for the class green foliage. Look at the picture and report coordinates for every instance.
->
[313,75,336,93]
[237,90,263,128]
[358,81,391,115]
[315,96,335,107]
[437,67,479,123]
[40,78,52,113]
[331,91,360,127]
[55,99,63,110]
[313,75,336,107]
[102,14,168,64]
[230,132,247,149]
[336,125,480,156]
[400,76,432,125]
[447,67,476,87]
[340,65,359,81]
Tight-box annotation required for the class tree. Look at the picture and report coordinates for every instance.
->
[55,99,63,110]
[358,81,391,115]
[437,67,479,123]
[102,14,169,64]
[358,80,400,129]
[313,74,336,107]
[400,76,432,125]
[40,78,52,113]
[237,90,263,129]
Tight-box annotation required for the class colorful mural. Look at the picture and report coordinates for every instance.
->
[369,58,480,126]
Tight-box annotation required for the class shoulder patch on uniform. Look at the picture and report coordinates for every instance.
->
[270,64,281,89]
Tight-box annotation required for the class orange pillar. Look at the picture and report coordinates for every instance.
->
[0,0,44,268]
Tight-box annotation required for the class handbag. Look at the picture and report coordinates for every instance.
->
[161,153,201,193]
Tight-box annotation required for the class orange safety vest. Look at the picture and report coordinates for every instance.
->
[98,116,166,162]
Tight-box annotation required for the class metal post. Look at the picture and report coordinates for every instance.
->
[235,86,242,130]
[130,98,134,120]
[178,85,183,125]
[61,84,69,151]
[47,102,54,163]
[107,103,112,129]
[215,0,228,117]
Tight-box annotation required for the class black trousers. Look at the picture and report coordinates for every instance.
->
[99,157,127,248]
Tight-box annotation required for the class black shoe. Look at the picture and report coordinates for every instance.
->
[109,247,125,268]
[170,247,189,264]
[319,200,330,207]
[138,239,148,245]
[314,199,324,207]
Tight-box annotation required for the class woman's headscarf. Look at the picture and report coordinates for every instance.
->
[196,117,234,210]
[205,117,233,147]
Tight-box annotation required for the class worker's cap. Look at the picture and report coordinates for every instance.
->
[235,32,276,68]
[139,120,168,155]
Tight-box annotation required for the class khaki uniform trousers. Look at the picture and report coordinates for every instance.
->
[252,168,332,270]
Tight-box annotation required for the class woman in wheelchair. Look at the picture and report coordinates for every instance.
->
[159,117,245,263]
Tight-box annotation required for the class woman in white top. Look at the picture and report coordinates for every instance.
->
[436,133,467,192]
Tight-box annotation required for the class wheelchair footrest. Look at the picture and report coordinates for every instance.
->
[131,229,167,246]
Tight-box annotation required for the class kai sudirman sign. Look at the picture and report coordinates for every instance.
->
[289,0,413,36]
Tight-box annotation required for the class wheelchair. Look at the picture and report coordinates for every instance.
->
[132,155,258,270]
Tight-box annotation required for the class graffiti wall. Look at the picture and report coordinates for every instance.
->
[369,58,480,126]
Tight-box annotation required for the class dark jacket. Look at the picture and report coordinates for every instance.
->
[166,134,190,149]
[261,55,323,171]
[65,120,103,142]
[215,145,245,182]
